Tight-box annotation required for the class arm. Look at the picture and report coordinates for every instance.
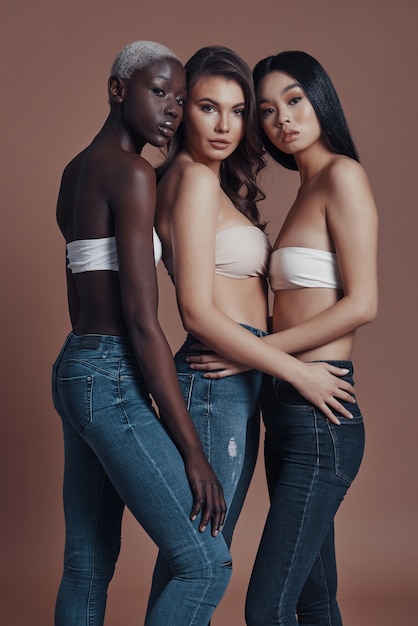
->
[264,160,378,355]
[56,165,82,330]
[169,164,354,423]
[114,156,226,535]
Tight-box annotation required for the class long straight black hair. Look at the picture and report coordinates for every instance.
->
[253,51,359,170]
[157,45,266,227]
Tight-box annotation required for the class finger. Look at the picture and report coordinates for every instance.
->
[186,354,217,365]
[326,397,354,421]
[324,364,352,378]
[333,389,356,403]
[190,492,204,522]
[210,485,227,535]
[203,369,236,379]
[188,359,225,370]
[198,501,214,534]
[320,403,342,425]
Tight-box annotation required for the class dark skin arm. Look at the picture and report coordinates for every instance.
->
[58,151,226,535]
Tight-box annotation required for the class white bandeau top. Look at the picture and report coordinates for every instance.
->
[164,225,271,281]
[268,246,342,291]
[66,230,162,273]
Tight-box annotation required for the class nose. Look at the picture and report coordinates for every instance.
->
[276,109,290,127]
[215,112,229,133]
[164,99,179,119]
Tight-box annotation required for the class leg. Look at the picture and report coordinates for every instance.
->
[54,421,124,626]
[147,333,263,617]
[297,525,342,625]
[246,369,364,626]
[53,335,232,626]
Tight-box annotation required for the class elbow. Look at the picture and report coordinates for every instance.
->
[180,310,201,337]
[178,303,207,338]
[355,297,378,327]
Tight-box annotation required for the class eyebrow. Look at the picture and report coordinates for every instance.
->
[196,97,245,108]
[154,74,187,91]
[257,81,301,104]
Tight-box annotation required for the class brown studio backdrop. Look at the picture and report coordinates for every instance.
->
[1,1,417,624]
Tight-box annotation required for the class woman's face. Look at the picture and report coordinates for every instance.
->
[182,75,246,167]
[256,70,322,156]
[121,58,186,148]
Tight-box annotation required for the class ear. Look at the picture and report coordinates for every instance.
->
[108,76,127,104]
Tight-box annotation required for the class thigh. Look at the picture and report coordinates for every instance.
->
[61,420,124,569]
[176,345,262,508]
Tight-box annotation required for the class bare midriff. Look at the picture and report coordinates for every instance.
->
[272,287,355,361]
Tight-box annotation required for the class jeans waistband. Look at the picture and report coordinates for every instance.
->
[62,332,133,354]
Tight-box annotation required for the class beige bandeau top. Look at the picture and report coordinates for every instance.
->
[269,246,342,291]
[165,225,271,280]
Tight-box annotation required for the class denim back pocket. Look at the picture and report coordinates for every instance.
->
[326,413,365,485]
[55,365,94,434]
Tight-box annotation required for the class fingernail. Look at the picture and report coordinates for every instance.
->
[341,368,349,374]
[348,412,353,419]
[191,514,197,521]
[200,525,206,533]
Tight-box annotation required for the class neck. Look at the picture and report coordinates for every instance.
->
[106,110,146,154]
[295,143,334,185]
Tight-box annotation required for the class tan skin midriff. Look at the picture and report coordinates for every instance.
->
[212,274,269,332]
[272,287,355,361]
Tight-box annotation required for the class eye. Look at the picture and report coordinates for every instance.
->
[176,96,185,106]
[234,108,245,116]
[260,107,275,117]
[201,104,216,113]
[289,96,302,105]
[152,88,165,97]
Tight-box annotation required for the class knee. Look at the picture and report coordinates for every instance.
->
[245,590,277,626]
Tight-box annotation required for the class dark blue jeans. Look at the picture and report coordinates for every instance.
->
[246,362,365,626]
[52,333,232,626]
[146,324,265,618]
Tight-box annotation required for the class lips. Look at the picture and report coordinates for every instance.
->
[280,130,299,144]
[158,121,176,137]
[209,140,231,149]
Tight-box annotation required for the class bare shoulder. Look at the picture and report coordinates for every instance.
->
[176,159,219,190]
[323,155,377,222]
[160,157,220,205]
[114,151,155,188]
[324,155,370,191]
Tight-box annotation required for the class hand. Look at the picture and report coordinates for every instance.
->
[184,454,227,536]
[186,343,250,378]
[294,362,356,425]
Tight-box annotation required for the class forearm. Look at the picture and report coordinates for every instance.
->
[263,295,377,355]
[180,303,305,384]
[128,322,207,459]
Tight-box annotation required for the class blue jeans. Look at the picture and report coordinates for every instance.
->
[245,362,365,626]
[146,325,265,617]
[52,333,232,626]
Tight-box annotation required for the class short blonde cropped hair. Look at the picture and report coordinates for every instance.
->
[110,40,180,80]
